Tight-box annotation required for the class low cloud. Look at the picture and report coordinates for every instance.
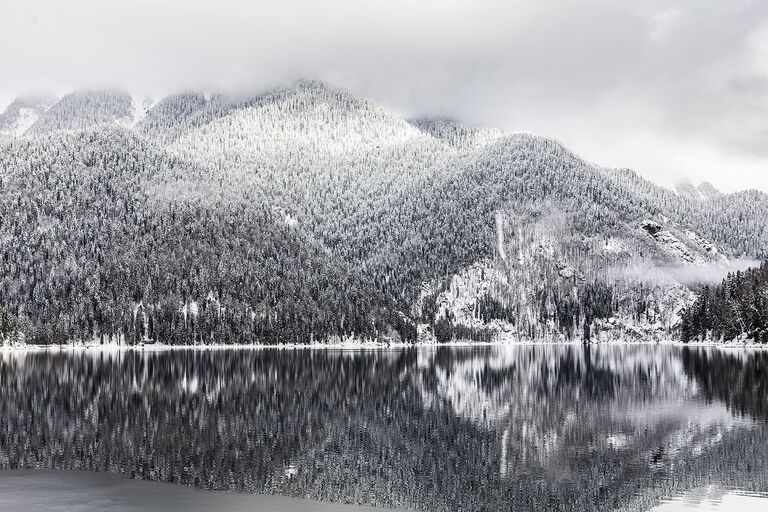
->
[617,259,762,286]
[1,0,767,192]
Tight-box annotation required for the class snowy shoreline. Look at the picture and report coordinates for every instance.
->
[1,338,766,352]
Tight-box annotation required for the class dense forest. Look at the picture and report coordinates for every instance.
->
[1,82,768,345]
[681,262,768,343]
[0,130,410,345]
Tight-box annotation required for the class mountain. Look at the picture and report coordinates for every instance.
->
[0,96,56,136]
[25,90,151,134]
[697,181,722,200]
[1,81,767,345]
[675,180,723,202]
[604,171,768,258]
[136,91,245,143]
[164,80,442,168]
[0,128,409,345]
[409,118,503,150]
[675,180,701,200]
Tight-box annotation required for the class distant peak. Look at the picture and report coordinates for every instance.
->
[674,180,700,200]
[61,89,133,100]
[293,79,334,91]
[0,95,57,136]
[410,117,462,128]
[6,95,57,109]
[675,180,721,201]
[276,79,349,99]
[697,181,722,200]
[409,117,504,150]
[24,89,138,135]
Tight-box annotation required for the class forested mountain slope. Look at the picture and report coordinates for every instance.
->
[0,96,56,137]
[603,169,768,258]
[682,262,768,343]
[1,81,766,345]
[410,118,503,150]
[0,129,410,345]
[25,91,150,134]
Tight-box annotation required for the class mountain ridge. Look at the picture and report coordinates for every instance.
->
[1,81,766,345]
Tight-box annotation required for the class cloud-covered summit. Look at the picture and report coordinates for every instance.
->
[1,0,767,192]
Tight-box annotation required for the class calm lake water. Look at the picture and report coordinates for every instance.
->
[0,345,766,511]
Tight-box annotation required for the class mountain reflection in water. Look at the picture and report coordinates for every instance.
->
[0,345,766,511]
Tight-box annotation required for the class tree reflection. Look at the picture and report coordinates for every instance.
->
[0,346,766,511]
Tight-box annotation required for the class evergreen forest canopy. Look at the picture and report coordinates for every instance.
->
[0,81,766,345]
[682,262,768,343]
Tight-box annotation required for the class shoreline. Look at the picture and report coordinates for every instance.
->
[1,338,766,353]
[0,469,394,512]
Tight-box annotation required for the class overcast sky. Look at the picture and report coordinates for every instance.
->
[1,0,767,192]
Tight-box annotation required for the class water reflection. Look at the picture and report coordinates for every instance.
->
[0,345,766,511]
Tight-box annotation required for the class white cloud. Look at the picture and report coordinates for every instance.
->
[0,0,767,192]
[649,8,682,41]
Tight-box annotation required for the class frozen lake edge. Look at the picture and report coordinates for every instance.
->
[0,469,399,512]
[2,339,767,352]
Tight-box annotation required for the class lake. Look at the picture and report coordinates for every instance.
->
[0,345,766,511]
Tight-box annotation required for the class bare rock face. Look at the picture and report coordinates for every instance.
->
[642,220,663,235]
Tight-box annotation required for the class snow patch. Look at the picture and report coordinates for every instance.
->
[12,108,40,135]
[603,238,627,254]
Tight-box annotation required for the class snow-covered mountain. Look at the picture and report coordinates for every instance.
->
[1,81,767,345]
[0,96,56,136]
[3,346,763,511]
[164,81,442,167]
[696,181,722,200]
[410,118,503,150]
[24,90,151,134]
[675,180,723,201]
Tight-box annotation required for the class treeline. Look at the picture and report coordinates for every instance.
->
[3,83,768,345]
[0,130,412,345]
[681,262,768,343]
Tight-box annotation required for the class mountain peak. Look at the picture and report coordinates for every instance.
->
[26,90,141,134]
[269,79,370,111]
[292,78,338,93]
[163,80,433,163]
[0,95,57,136]
[409,117,504,150]
[675,180,698,199]
[697,181,721,200]
[675,180,722,201]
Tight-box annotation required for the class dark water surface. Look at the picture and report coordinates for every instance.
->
[0,345,767,511]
